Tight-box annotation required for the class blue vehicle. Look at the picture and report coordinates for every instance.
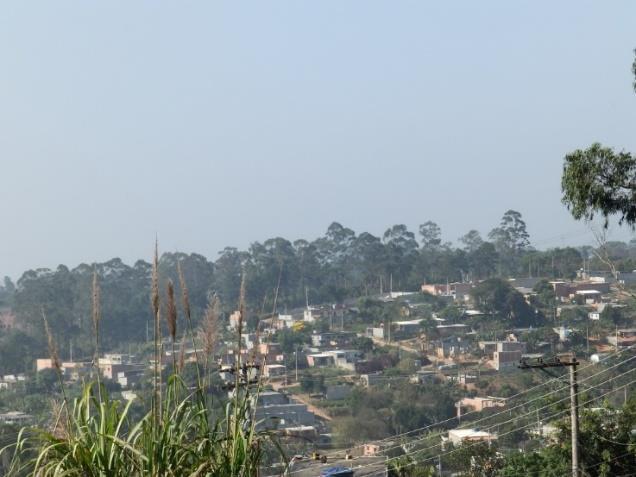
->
[320,466,354,477]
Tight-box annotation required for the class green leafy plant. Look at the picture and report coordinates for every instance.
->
[1,249,287,476]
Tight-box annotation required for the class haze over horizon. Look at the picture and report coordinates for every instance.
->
[2,1,636,280]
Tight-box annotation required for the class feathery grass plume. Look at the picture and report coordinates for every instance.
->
[151,240,161,427]
[49,398,69,440]
[234,272,247,394]
[92,269,101,341]
[237,272,246,339]
[177,333,186,373]
[177,260,203,390]
[201,294,220,357]
[166,279,178,376]
[151,242,160,320]
[166,280,177,341]
[200,294,220,388]
[1,276,288,476]
[42,311,61,371]
[91,269,104,401]
[177,262,191,321]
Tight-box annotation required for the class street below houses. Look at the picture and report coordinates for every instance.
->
[269,381,333,422]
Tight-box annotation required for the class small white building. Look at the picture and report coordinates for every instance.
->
[447,428,497,446]
[263,364,287,378]
[366,327,385,339]
[575,289,602,304]
[0,411,33,425]
[303,308,316,323]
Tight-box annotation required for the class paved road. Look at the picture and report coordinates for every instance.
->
[270,381,333,421]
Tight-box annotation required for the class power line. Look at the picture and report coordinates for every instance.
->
[362,377,636,476]
[282,345,636,475]
[373,365,636,467]
[294,362,636,476]
[286,345,636,471]
[356,344,636,448]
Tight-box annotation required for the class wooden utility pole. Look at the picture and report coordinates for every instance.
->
[519,355,579,477]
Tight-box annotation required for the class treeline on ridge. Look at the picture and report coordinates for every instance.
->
[1,211,635,373]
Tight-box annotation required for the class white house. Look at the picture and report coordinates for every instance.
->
[447,428,497,446]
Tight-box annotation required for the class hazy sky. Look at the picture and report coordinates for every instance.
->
[2,2,636,280]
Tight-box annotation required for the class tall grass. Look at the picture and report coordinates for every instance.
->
[1,249,287,476]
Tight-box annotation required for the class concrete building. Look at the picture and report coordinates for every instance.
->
[436,324,470,337]
[497,341,526,353]
[436,336,469,359]
[325,350,361,370]
[421,282,473,301]
[410,370,438,384]
[325,384,352,401]
[360,373,384,388]
[459,396,506,413]
[303,308,318,323]
[255,392,316,430]
[263,364,287,378]
[446,428,497,446]
[608,329,636,348]
[101,353,131,365]
[0,374,26,390]
[241,333,258,350]
[393,319,423,335]
[0,411,33,425]
[258,391,290,406]
[99,362,145,381]
[307,353,335,368]
[116,369,145,388]
[366,327,385,339]
[493,350,522,370]
[575,289,602,304]
[311,332,356,348]
[36,359,92,381]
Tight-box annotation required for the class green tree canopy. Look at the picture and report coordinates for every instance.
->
[562,51,636,228]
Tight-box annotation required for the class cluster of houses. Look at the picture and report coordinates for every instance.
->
[36,353,146,393]
[0,373,26,390]
[422,275,618,309]
[229,304,351,332]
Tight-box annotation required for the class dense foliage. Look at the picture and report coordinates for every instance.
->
[561,51,636,229]
[5,213,636,376]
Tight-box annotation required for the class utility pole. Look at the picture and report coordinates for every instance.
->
[569,360,580,477]
[519,354,579,477]
[295,347,299,382]
[616,326,619,352]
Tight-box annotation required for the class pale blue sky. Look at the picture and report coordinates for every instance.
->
[1,1,636,279]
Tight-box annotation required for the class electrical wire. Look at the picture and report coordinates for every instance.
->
[288,360,636,476]
[359,377,636,476]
